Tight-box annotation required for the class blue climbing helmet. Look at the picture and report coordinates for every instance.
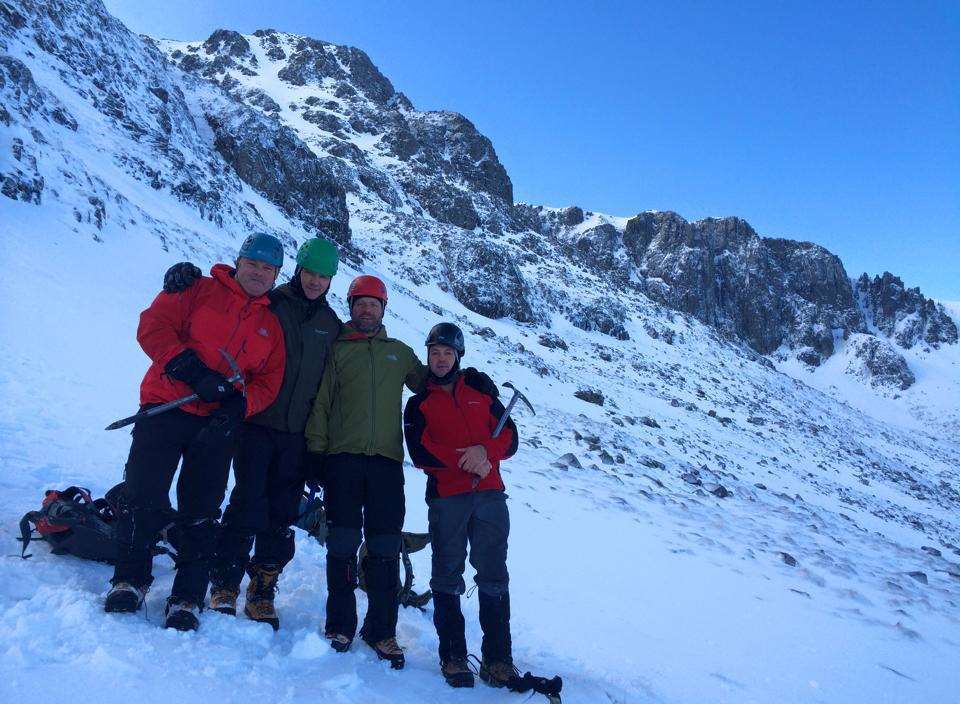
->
[238,232,284,268]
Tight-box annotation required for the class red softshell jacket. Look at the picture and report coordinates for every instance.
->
[404,374,518,498]
[137,264,285,417]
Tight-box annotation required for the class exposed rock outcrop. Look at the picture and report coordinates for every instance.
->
[856,272,958,349]
[844,334,916,390]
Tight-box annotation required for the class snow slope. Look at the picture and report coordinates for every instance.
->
[4,193,960,704]
[2,2,960,704]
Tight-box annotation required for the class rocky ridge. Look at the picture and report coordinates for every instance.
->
[1,0,955,397]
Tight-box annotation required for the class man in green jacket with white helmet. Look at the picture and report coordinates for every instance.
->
[163,237,342,629]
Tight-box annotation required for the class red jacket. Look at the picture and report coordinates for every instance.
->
[138,264,285,417]
[404,374,518,498]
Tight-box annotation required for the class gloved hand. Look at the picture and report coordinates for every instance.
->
[462,367,498,398]
[164,349,236,403]
[194,395,246,449]
[163,262,202,294]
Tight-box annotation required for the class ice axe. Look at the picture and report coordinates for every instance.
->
[493,382,535,438]
[471,382,535,487]
[105,349,245,431]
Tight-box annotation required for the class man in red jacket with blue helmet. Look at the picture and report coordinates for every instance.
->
[104,233,286,632]
[403,322,518,689]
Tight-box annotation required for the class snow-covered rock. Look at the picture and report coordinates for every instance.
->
[855,271,958,349]
[843,333,917,390]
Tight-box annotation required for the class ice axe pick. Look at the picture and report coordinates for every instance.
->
[105,349,245,431]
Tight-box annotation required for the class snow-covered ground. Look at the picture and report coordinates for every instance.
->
[3,195,960,704]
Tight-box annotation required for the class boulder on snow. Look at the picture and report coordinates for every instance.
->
[574,389,605,406]
[568,299,630,340]
[553,453,583,469]
[538,332,568,350]
[779,552,798,567]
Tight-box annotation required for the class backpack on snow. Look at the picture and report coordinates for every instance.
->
[296,483,433,609]
[19,486,119,562]
[18,483,178,564]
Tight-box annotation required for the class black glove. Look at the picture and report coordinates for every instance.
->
[462,367,499,398]
[163,262,202,294]
[164,349,236,403]
[194,395,246,449]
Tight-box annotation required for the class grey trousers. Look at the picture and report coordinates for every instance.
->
[427,489,509,596]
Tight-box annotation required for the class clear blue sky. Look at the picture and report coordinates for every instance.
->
[104,0,960,299]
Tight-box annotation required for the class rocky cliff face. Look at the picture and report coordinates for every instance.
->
[164,30,514,235]
[2,0,954,394]
[0,0,348,248]
[526,205,954,384]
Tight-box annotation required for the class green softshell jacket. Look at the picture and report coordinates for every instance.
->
[248,283,342,433]
[305,324,427,462]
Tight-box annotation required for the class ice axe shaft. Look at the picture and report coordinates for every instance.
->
[472,382,535,488]
[105,349,244,431]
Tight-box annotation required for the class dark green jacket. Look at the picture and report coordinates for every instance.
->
[305,324,427,462]
[248,282,342,433]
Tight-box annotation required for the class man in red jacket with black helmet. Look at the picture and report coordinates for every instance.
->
[104,233,286,632]
[403,322,518,689]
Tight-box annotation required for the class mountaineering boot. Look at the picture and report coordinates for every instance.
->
[440,657,475,688]
[479,657,517,688]
[325,631,353,653]
[164,598,200,632]
[209,585,239,616]
[104,582,147,613]
[244,563,280,630]
[365,636,406,670]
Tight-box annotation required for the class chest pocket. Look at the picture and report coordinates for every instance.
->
[235,313,276,373]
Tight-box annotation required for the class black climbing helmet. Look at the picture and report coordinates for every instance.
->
[425,322,465,358]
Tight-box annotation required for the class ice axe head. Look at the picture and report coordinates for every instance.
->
[502,382,535,416]
[219,348,245,393]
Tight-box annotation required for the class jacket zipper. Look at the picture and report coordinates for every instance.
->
[451,383,477,488]
[367,336,376,454]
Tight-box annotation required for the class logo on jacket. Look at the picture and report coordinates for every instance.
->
[314,329,328,335]
[257,328,269,337]
[386,354,397,361]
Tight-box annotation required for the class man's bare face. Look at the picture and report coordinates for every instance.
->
[299,268,331,300]
[235,257,279,297]
[351,296,383,334]
[428,344,458,378]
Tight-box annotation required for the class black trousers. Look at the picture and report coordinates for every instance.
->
[428,490,512,662]
[111,408,234,605]
[324,453,405,642]
[210,424,307,590]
